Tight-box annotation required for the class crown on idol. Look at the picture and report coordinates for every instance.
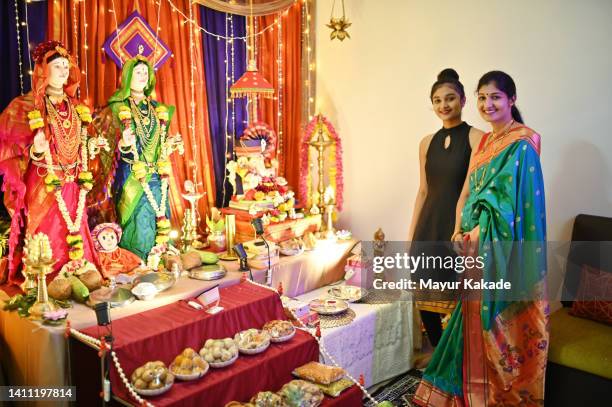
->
[32,40,70,65]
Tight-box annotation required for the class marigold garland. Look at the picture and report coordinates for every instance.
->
[28,102,96,261]
[299,115,344,211]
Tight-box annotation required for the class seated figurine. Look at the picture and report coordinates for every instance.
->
[92,223,142,279]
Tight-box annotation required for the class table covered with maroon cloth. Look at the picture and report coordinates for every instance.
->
[73,282,353,406]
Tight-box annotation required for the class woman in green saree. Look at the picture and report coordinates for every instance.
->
[101,57,181,259]
[414,71,549,406]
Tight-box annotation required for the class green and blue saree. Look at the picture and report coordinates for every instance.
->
[107,58,175,259]
[414,126,549,406]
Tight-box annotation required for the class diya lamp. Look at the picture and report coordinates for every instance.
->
[323,185,337,241]
[27,233,58,319]
[181,180,204,251]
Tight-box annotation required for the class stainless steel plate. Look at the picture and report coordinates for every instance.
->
[189,264,227,281]
[328,285,369,303]
[132,272,176,292]
[89,287,135,308]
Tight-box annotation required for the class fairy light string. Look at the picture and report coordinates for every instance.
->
[221,12,231,205]
[14,0,24,95]
[167,0,291,41]
[81,0,90,103]
[71,0,79,66]
[304,0,314,122]
[276,11,284,172]
[188,0,199,191]
[24,0,33,86]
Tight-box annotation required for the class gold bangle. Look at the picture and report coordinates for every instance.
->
[29,146,45,161]
[451,231,463,241]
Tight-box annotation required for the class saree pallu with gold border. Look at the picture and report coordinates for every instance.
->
[0,95,98,284]
[414,126,549,407]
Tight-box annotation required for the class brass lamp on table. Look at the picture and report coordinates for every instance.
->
[308,115,336,216]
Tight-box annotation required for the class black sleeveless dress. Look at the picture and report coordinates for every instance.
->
[411,121,472,345]
[413,121,472,242]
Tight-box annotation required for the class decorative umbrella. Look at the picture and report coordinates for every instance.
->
[229,0,274,124]
[229,59,274,99]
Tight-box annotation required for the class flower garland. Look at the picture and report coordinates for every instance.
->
[118,103,183,245]
[28,103,94,261]
[299,115,344,211]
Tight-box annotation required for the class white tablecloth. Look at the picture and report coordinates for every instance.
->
[296,285,414,387]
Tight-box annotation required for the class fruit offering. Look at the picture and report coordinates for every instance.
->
[234,329,271,354]
[130,361,174,394]
[279,380,324,407]
[199,338,239,367]
[263,320,295,342]
[170,348,209,380]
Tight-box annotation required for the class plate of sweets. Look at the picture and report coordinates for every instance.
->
[199,338,239,368]
[169,348,209,380]
[234,329,271,355]
[279,239,305,256]
[308,298,349,315]
[130,361,174,396]
[263,320,296,343]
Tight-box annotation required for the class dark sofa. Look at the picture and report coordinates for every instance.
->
[545,214,612,406]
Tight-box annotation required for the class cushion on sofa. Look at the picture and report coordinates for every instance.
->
[562,214,612,306]
[549,307,612,379]
[570,265,612,325]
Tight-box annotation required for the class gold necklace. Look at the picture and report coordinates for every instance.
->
[130,98,154,129]
[45,97,81,164]
[129,100,161,161]
[472,120,515,191]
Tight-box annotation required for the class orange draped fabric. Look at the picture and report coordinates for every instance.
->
[256,3,303,191]
[48,0,215,227]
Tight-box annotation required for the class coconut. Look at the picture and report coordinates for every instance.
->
[48,278,72,300]
[180,251,202,270]
[79,269,103,291]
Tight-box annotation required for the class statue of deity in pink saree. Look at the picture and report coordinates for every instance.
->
[0,41,102,286]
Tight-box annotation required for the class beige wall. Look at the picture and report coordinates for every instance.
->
[316,0,612,244]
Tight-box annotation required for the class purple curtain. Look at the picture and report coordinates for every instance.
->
[0,0,47,111]
[200,6,248,208]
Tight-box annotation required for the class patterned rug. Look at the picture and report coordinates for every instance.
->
[365,369,423,407]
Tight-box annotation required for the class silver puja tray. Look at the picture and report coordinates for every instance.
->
[132,272,176,292]
[89,286,135,308]
[189,264,227,281]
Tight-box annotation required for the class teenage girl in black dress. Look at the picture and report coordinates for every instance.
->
[408,69,484,349]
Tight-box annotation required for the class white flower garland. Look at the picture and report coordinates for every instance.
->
[142,177,169,218]
[54,188,88,233]
[44,130,89,234]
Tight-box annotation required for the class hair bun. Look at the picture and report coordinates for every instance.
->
[437,68,459,82]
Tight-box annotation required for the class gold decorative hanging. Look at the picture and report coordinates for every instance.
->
[327,0,351,41]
